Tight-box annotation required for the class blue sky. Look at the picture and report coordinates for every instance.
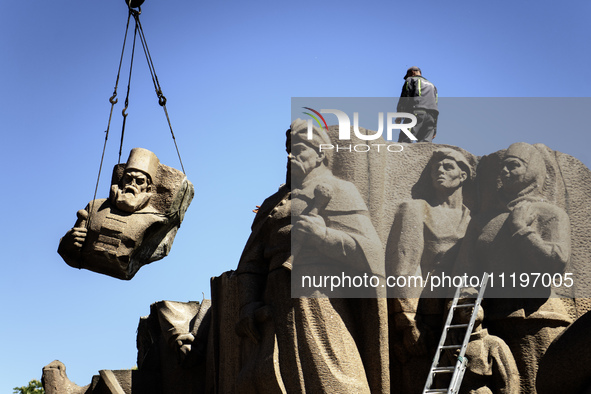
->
[1,0,590,391]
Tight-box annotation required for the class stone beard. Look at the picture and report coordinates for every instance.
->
[111,168,155,213]
[58,147,195,280]
[112,183,153,213]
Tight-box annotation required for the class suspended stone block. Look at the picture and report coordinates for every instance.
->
[58,148,194,280]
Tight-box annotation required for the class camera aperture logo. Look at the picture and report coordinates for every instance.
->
[302,107,417,153]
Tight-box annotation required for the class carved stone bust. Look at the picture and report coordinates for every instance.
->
[58,148,194,280]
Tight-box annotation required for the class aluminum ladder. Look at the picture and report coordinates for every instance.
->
[422,272,490,394]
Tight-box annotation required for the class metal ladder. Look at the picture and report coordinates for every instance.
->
[422,272,490,394]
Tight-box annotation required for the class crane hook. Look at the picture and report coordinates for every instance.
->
[126,0,145,9]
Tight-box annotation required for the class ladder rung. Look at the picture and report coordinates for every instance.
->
[424,273,490,394]
[433,366,455,373]
[447,324,469,329]
[454,303,475,308]
[441,345,461,349]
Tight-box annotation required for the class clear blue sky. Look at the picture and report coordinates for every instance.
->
[1,0,589,391]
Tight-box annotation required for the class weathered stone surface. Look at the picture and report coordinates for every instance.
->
[386,148,474,393]
[47,126,591,394]
[42,360,89,394]
[93,370,132,394]
[210,129,591,394]
[207,272,241,393]
[536,309,591,394]
[453,143,573,393]
[229,121,389,393]
[137,300,211,394]
[58,148,194,280]
[440,294,520,393]
[468,144,591,313]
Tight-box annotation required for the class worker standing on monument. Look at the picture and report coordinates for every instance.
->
[396,66,439,143]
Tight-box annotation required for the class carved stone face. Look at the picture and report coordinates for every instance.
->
[289,142,323,183]
[430,158,467,191]
[113,170,153,212]
[501,156,528,195]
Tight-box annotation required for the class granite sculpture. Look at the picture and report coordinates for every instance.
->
[536,309,591,394]
[58,148,194,280]
[233,120,389,393]
[44,127,591,394]
[454,142,572,393]
[386,148,473,393]
[136,300,211,394]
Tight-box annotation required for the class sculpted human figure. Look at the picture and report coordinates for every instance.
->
[455,142,572,393]
[386,148,472,393]
[234,120,388,393]
[59,148,193,280]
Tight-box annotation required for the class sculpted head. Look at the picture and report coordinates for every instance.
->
[288,119,332,184]
[501,143,546,197]
[429,148,471,192]
[112,148,159,213]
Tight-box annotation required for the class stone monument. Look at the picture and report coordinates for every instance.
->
[58,148,194,280]
[44,126,591,394]
[386,148,474,393]
[233,120,389,393]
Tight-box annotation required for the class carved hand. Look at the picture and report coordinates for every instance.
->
[173,333,195,362]
[64,209,89,249]
[510,201,536,232]
[293,214,327,244]
[65,227,88,249]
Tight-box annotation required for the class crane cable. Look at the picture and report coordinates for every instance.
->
[87,3,185,233]
[130,8,186,174]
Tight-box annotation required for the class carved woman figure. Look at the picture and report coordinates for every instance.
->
[386,148,473,393]
[455,142,572,393]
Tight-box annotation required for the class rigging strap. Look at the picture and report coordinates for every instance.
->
[88,4,186,234]
[118,11,139,165]
[87,11,133,232]
[131,10,186,173]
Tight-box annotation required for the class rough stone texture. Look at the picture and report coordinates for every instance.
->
[42,360,89,394]
[454,143,574,393]
[43,301,210,394]
[93,370,132,394]
[536,309,591,394]
[46,128,591,394]
[42,360,143,394]
[228,122,389,393]
[137,300,211,394]
[469,143,591,310]
[436,298,520,393]
[58,148,194,280]
[324,127,478,248]
[208,130,590,394]
[207,272,241,394]
[386,148,474,393]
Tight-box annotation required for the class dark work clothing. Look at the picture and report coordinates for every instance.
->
[397,75,439,142]
[397,110,438,143]
[397,75,438,113]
